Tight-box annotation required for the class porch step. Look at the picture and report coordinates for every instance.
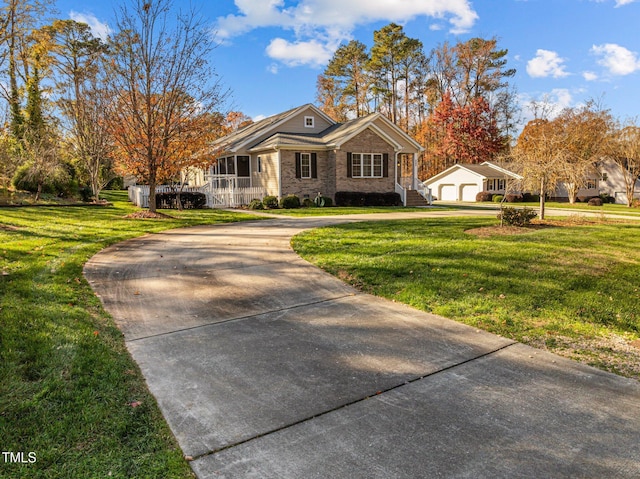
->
[405,189,430,207]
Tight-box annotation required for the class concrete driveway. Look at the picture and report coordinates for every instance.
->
[84,211,640,478]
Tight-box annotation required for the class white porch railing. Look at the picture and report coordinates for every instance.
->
[128,184,265,209]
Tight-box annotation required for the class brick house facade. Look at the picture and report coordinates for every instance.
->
[198,104,425,206]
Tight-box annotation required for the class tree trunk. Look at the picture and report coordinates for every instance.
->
[539,176,546,220]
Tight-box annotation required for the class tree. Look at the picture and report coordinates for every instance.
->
[0,130,21,195]
[106,0,227,213]
[609,121,640,207]
[48,20,113,200]
[0,0,54,140]
[419,92,504,178]
[368,23,407,125]
[512,118,566,219]
[321,40,370,119]
[316,74,348,122]
[554,103,612,204]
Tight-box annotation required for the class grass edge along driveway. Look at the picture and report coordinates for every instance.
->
[292,216,640,381]
[0,191,260,479]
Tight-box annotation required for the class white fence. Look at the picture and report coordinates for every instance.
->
[128,184,266,209]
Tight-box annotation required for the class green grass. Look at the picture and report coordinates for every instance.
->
[292,217,640,378]
[455,200,640,217]
[0,191,259,479]
[256,206,447,216]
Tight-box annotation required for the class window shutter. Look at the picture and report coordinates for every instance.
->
[347,152,352,178]
[383,153,389,177]
[311,153,317,179]
[295,152,301,178]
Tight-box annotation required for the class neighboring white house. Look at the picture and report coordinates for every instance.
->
[424,162,523,202]
[598,158,640,205]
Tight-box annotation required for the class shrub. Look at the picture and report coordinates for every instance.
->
[335,191,400,207]
[632,199,640,208]
[476,191,493,202]
[280,194,301,209]
[599,193,615,204]
[587,197,603,206]
[576,196,592,203]
[313,194,333,207]
[79,186,93,202]
[262,195,279,209]
[498,207,537,227]
[522,192,540,203]
[302,198,314,208]
[248,199,264,210]
[155,191,206,209]
[492,195,504,203]
[105,176,124,190]
[13,161,77,197]
[505,194,523,203]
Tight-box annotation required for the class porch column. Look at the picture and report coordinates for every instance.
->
[412,152,418,190]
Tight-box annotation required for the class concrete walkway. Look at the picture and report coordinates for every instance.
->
[84,210,640,478]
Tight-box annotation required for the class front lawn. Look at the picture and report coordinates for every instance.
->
[0,191,259,479]
[254,206,445,216]
[292,217,640,379]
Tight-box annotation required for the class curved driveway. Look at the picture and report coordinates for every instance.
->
[84,210,640,478]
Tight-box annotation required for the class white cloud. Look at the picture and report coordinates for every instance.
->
[591,43,640,76]
[216,0,478,67]
[582,71,598,81]
[266,38,335,67]
[69,11,112,41]
[526,49,569,78]
[615,0,637,6]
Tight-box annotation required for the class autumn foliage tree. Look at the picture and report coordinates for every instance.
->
[418,92,503,178]
[106,0,227,212]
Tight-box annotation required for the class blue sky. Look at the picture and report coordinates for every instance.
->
[56,0,639,127]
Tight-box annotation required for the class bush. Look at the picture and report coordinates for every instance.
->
[492,195,504,203]
[155,191,206,209]
[505,194,523,203]
[79,186,93,202]
[12,161,77,198]
[248,199,264,210]
[632,199,640,208]
[302,198,314,208]
[576,196,593,203]
[335,191,400,207]
[280,194,301,209]
[588,197,603,206]
[476,191,493,202]
[498,207,538,227]
[313,194,333,207]
[262,195,279,209]
[522,192,540,203]
[105,176,124,190]
[599,193,615,204]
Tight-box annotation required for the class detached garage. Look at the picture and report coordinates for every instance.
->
[424,162,522,202]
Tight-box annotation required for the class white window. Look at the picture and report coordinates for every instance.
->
[304,116,315,128]
[300,153,311,178]
[487,178,506,191]
[586,179,597,189]
[352,153,384,178]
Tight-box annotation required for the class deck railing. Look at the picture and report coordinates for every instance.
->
[128,183,265,209]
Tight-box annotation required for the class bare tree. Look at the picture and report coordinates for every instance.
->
[106,0,227,213]
[609,120,640,207]
[512,117,567,219]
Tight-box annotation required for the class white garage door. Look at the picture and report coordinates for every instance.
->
[439,184,456,201]
[461,184,480,202]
